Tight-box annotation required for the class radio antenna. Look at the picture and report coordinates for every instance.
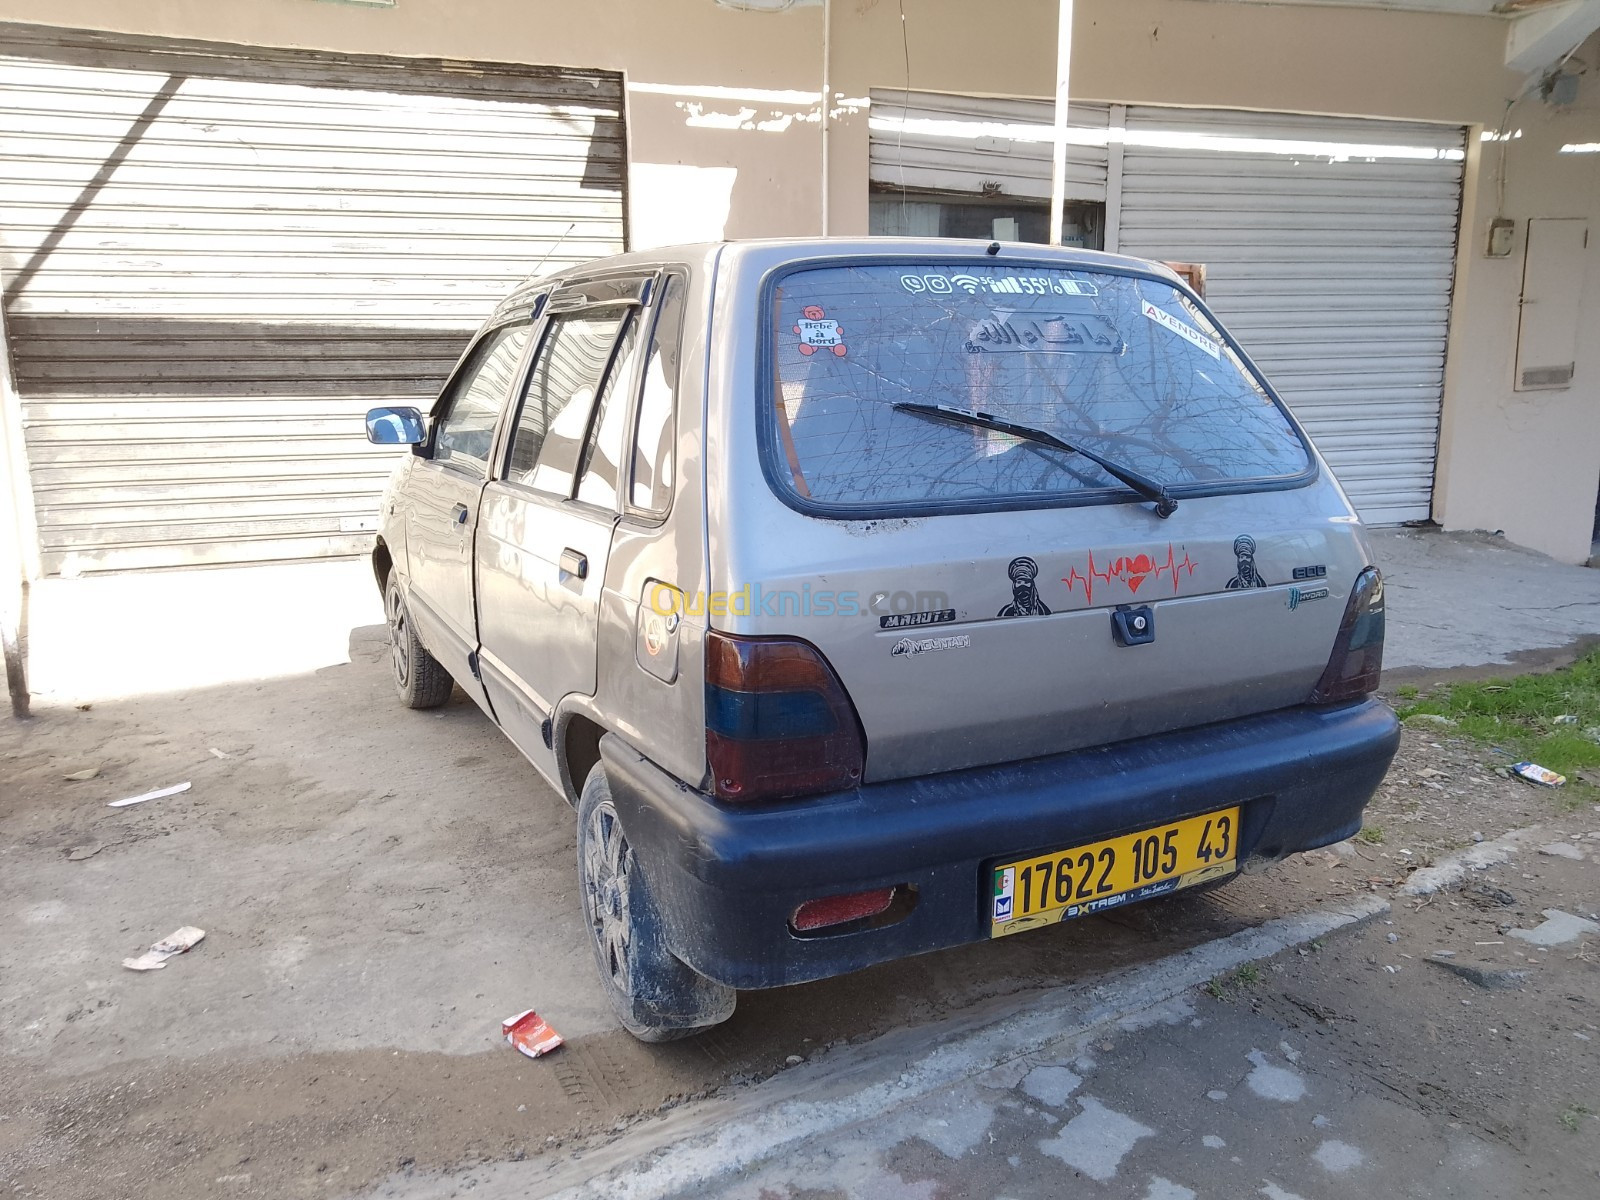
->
[530,223,577,280]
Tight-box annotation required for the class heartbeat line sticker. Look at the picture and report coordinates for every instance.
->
[1141,301,1220,360]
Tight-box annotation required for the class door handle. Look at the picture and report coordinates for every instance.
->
[559,548,588,580]
[450,502,469,525]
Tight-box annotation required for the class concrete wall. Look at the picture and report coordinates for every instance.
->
[1432,58,1600,563]
[0,0,1596,560]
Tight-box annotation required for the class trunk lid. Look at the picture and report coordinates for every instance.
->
[710,245,1370,783]
[723,493,1364,782]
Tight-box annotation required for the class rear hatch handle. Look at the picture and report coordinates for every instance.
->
[892,402,1179,519]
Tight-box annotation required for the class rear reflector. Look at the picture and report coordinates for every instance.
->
[791,887,896,932]
[1309,566,1385,704]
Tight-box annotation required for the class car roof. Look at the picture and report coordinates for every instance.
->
[491,238,1185,319]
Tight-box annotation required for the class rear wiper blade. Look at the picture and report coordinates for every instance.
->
[892,401,1178,519]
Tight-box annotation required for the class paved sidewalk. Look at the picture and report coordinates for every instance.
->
[1371,528,1600,676]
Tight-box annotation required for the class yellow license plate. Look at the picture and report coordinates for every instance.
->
[989,807,1240,937]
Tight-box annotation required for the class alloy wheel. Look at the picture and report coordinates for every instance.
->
[386,585,410,687]
[582,801,633,994]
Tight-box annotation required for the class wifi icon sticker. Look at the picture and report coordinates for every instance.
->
[948,274,983,294]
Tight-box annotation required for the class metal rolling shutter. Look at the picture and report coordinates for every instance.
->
[869,91,1110,202]
[1115,107,1465,524]
[0,24,625,573]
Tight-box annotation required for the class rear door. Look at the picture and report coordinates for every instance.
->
[730,254,1367,782]
[402,321,535,691]
[474,278,648,778]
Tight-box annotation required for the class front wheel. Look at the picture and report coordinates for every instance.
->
[577,763,736,1042]
[385,576,454,709]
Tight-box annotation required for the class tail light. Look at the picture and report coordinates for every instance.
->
[1309,566,1385,704]
[705,631,866,802]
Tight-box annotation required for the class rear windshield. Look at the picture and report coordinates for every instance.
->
[765,261,1312,512]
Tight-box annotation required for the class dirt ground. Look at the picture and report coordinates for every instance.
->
[0,616,1386,1200]
[635,811,1600,1200]
[0,554,1593,1200]
[1232,810,1600,1196]
[7,534,1596,1199]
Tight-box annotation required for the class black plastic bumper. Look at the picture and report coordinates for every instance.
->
[601,698,1400,990]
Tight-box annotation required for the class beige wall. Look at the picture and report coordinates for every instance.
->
[0,0,1596,560]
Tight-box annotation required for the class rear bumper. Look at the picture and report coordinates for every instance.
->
[602,698,1400,990]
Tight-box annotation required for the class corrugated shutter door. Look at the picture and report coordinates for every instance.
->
[869,91,1110,202]
[0,24,625,572]
[1116,106,1465,524]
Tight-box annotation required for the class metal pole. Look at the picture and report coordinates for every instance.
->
[0,298,31,718]
[1048,0,1074,246]
[820,0,831,235]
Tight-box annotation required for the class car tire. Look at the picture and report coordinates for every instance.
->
[577,763,737,1042]
[385,576,454,710]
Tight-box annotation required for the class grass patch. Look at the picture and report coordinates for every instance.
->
[1356,825,1385,845]
[1558,1102,1594,1132]
[1204,963,1263,998]
[1396,651,1600,784]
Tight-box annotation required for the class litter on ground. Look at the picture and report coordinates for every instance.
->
[502,1009,564,1059]
[123,926,206,971]
[108,781,192,808]
[62,767,100,781]
[1510,762,1566,788]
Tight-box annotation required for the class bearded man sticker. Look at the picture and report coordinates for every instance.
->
[999,556,1051,617]
[1226,535,1268,589]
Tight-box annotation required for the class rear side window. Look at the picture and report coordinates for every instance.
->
[629,274,685,515]
[507,308,631,497]
[764,263,1311,512]
[574,318,641,509]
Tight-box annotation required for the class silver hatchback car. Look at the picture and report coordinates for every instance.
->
[365,238,1399,1041]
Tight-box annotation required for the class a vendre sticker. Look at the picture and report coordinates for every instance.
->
[1141,301,1220,359]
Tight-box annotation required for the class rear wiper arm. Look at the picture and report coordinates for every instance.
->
[892,401,1179,519]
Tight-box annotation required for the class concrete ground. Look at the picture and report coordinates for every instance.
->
[1373,528,1600,677]
[2,527,1598,1199]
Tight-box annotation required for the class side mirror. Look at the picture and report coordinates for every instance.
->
[365,406,425,445]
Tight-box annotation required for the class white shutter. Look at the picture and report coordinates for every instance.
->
[869,91,1109,202]
[0,24,625,572]
[1116,106,1465,524]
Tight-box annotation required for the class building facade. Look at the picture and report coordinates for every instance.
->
[0,0,1596,571]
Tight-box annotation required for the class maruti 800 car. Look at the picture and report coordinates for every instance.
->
[363,238,1400,1041]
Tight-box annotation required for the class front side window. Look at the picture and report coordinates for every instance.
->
[432,324,533,476]
[506,308,631,497]
[765,262,1311,512]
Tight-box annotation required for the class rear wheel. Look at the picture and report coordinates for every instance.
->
[385,577,454,709]
[577,763,736,1042]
